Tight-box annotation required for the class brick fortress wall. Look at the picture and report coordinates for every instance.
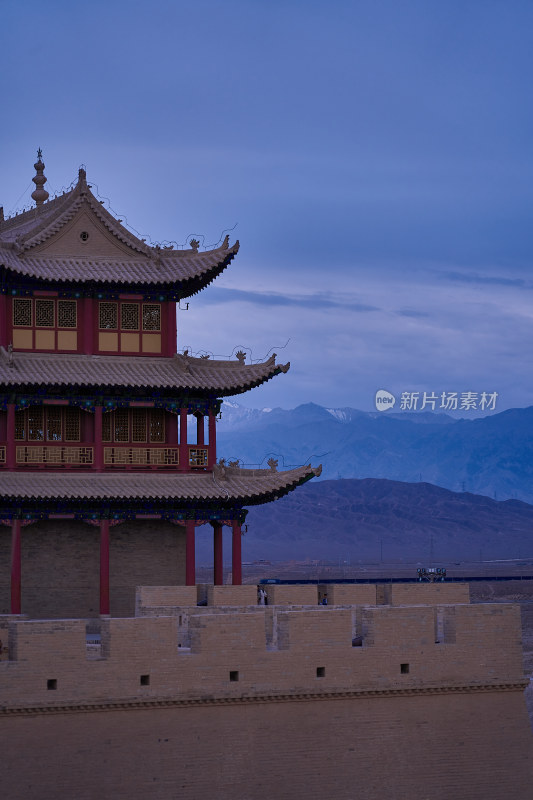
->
[0,520,186,618]
[1,583,533,799]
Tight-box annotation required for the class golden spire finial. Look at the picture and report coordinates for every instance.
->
[31,148,49,207]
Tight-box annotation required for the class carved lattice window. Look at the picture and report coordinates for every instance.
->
[114,409,129,442]
[46,408,62,441]
[189,448,208,467]
[142,304,161,331]
[121,303,139,331]
[28,408,44,441]
[132,409,147,442]
[150,409,165,442]
[64,407,80,441]
[58,300,77,329]
[99,302,117,330]
[15,410,25,440]
[102,412,112,442]
[35,299,54,328]
[13,298,32,327]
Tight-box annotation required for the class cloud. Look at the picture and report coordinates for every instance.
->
[195,286,380,313]
[439,271,530,289]
[180,259,533,414]
[395,309,431,318]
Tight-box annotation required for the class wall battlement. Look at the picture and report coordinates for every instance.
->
[2,583,533,800]
[0,589,526,713]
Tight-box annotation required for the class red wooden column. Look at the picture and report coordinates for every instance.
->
[99,520,110,615]
[6,402,15,469]
[232,521,242,585]
[94,404,103,472]
[165,301,177,356]
[196,413,204,446]
[208,408,217,469]
[178,408,188,471]
[167,411,177,447]
[10,519,21,614]
[82,297,93,354]
[0,294,7,346]
[213,523,223,585]
[185,520,196,585]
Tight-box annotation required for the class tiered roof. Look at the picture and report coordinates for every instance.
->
[0,157,321,510]
[0,464,321,506]
[0,168,238,296]
[0,347,290,396]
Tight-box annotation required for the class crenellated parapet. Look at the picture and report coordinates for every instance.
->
[0,598,527,714]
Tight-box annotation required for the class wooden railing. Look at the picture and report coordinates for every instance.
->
[104,445,179,467]
[16,445,93,465]
[1,443,211,470]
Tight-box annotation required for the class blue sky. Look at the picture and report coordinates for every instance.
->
[1,0,532,412]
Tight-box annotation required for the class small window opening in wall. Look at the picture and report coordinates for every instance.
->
[140,674,150,686]
[316,666,326,678]
[178,615,182,625]
[400,663,410,674]
[47,679,57,690]
[80,231,89,241]
[229,670,239,682]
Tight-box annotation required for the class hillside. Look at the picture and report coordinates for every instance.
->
[195,477,533,563]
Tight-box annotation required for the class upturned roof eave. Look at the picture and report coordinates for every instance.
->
[0,167,240,291]
[0,348,290,398]
[0,464,321,507]
[0,371,282,398]
[0,244,239,296]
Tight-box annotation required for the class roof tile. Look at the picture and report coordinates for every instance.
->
[0,348,289,396]
[0,465,319,503]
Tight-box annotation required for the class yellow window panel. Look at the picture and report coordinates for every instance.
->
[142,333,161,353]
[99,332,118,351]
[121,332,140,352]
[35,330,55,350]
[57,331,78,350]
[12,329,33,349]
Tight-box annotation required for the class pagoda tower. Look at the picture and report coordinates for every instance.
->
[0,153,320,618]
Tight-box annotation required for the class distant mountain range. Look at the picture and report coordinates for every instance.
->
[216,401,533,503]
[218,478,533,563]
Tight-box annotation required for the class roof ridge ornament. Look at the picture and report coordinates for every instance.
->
[77,165,88,195]
[31,149,49,207]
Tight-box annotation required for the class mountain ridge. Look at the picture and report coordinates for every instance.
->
[217,401,533,502]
